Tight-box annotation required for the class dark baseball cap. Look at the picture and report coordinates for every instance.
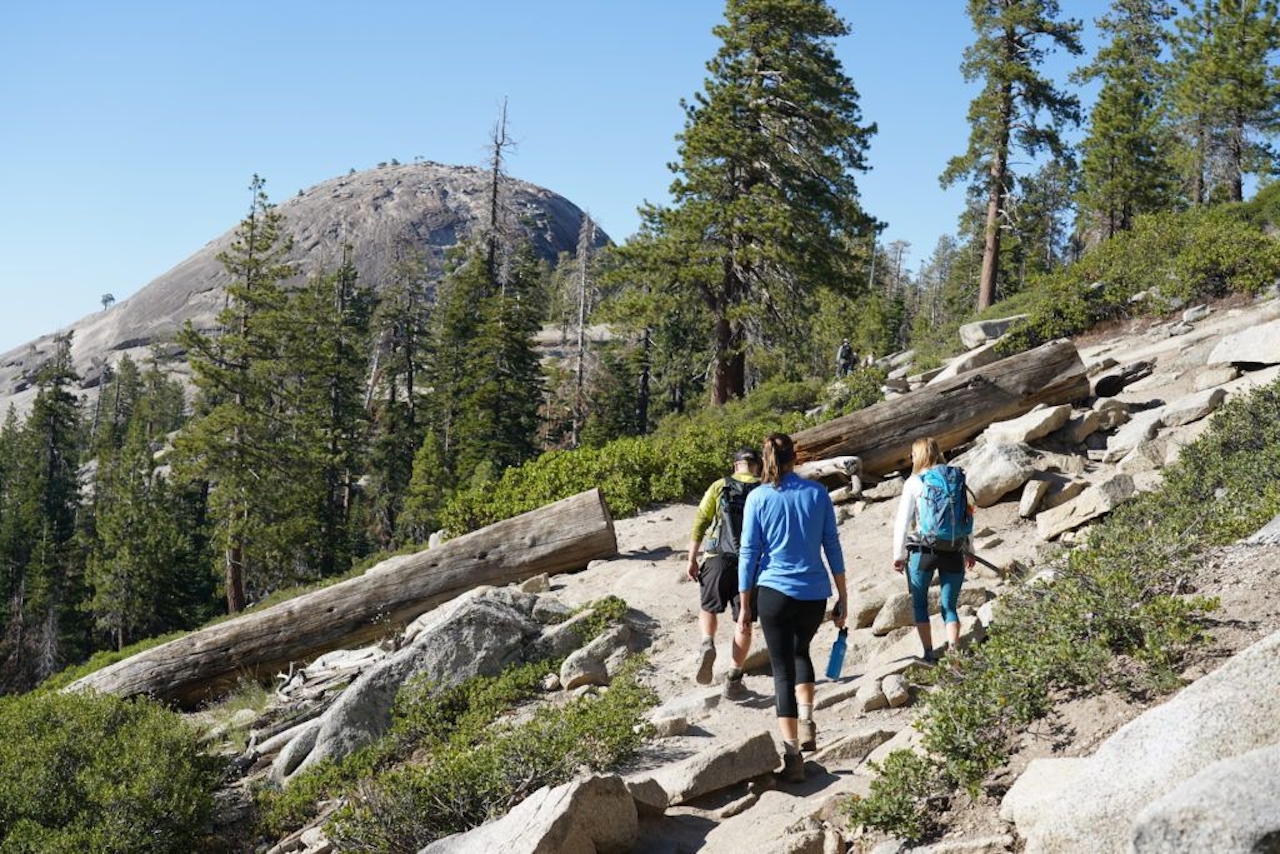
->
[734,446,760,463]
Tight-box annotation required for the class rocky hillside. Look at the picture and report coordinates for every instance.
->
[0,162,606,417]
[167,289,1280,853]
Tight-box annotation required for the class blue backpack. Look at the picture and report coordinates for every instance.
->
[917,465,973,550]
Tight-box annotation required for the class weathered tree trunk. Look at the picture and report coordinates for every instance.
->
[66,489,617,708]
[795,455,861,492]
[793,339,1088,477]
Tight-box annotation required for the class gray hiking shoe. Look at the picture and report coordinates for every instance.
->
[695,641,716,685]
[799,718,818,753]
[779,752,806,784]
[722,675,748,701]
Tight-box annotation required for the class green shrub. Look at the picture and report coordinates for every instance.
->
[843,750,947,843]
[325,659,657,852]
[824,365,888,416]
[439,390,812,534]
[0,691,221,853]
[846,378,1280,840]
[992,208,1280,356]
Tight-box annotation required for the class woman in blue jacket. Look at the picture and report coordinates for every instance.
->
[737,433,848,784]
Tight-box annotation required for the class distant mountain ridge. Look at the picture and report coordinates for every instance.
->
[0,161,607,415]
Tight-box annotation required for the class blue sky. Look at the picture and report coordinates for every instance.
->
[0,1,1111,353]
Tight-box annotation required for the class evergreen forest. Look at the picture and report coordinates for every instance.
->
[3,0,1280,702]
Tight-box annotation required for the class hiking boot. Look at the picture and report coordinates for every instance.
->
[722,675,748,701]
[695,641,716,685]
[922,649,937,664]
[779,752,806,784]
[798,718,818,753]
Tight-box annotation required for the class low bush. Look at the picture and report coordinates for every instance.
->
[824,365,888,417]
[0,691,221,853]
[439,382,818,534]
[325,658,656,852]
[994,208,1280,355]
[846,378,1280,842]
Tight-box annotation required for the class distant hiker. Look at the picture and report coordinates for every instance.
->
[835,338,854,377]
[737,433,848,784]
[892,437,976,663]
[686,447,761,697]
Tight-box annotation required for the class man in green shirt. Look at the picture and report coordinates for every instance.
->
[686,447,760,698]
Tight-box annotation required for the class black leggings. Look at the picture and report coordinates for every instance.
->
[756,585,827,719]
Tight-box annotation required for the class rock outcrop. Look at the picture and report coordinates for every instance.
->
[0,162,607,417]
[1001,629,1280,853]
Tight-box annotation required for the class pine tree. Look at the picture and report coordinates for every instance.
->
[89,354,143,455]
[275,254,375,576]
[365,243,434,549]
[0,338,83,688]
[1171,0,1280,204]
[444,245,546,487]
[617,0,877,404]
[86,424,186,649]
[176,175,296,613]
[943,0,1083,311]
[1076,0,1179,238]
[1003,157,1080,292]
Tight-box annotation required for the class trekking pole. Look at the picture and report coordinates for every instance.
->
[966,551,1002,573]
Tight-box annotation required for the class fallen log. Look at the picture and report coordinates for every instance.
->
[795,455,861,493]
[793,339,1089,477]
[66,488,617,707]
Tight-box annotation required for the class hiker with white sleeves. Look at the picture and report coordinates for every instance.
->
[892,436,976,663]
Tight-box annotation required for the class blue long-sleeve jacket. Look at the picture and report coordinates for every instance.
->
[738,472,844,600]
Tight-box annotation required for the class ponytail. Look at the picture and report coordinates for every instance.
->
[761,432,796,486]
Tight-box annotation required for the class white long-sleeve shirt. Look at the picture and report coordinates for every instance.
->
[892,473,924,563]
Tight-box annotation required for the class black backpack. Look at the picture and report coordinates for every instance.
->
[716,477,758,557]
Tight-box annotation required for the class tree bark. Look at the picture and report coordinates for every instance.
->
[792,339,1089,477]
[66,489,617,708]
[979,71,1014,312]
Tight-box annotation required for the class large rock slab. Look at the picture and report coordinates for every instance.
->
[812,727,899,766]
[1207,317,1280,365]
[627,730,779,808]
[1160,386,1226,428]
[273,588,543,781]
[1054,409,1102,445]
[927,340,1007,386]
[1019,479,1051,518]
[980,404,1073,445]
[1001,630,1280,853]
[1131,744,1280,853]
[421,774,637,854]
[1036,472,1088,511]
[1116,437,1169,475]
[1101,408,1165,463]
[1192,364,1239,392]
[1036,474,1136,540]
[871,587,996,636]
[959,314,1028,349]
[951,442,1037,507]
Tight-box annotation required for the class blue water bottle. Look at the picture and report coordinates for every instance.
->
[825,628,848,680]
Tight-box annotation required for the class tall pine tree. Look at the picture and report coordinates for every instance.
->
[944,0,1083,311]
[616,0,877,404]
[1075,0,1179,238]
[0,338,83,689]
[1171,0,1280,204]
[177,175,296,613]
[364,243,434,549]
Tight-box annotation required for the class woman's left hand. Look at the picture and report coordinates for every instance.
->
[832,598,848,629]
